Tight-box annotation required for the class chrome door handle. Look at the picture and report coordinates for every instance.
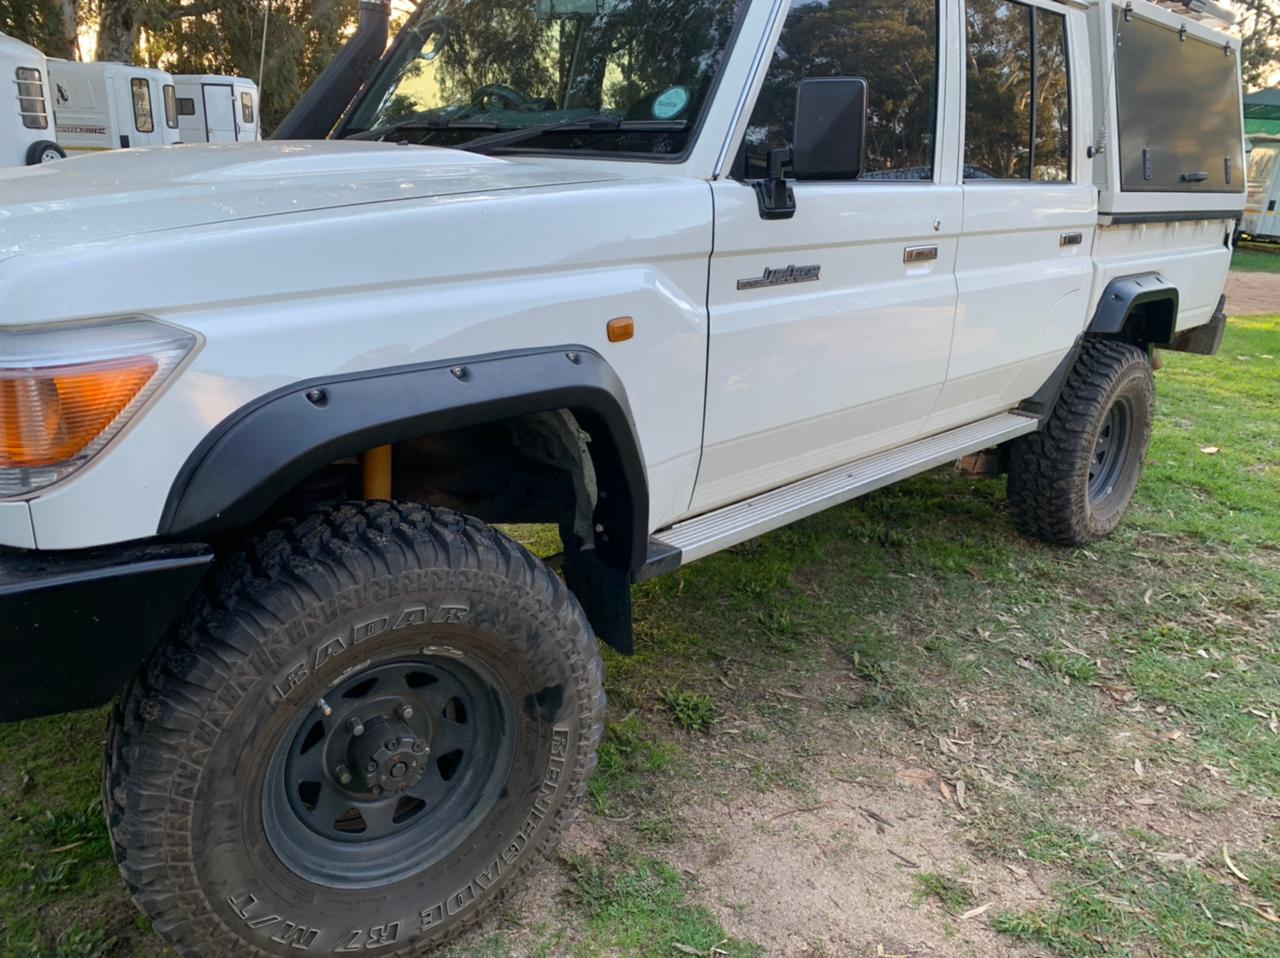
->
[904,245,939,264]
[1060,232,1084,247]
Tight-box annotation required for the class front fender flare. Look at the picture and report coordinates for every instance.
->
[159,346,649,572]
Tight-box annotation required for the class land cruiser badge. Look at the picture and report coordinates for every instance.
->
[737,264,822,291]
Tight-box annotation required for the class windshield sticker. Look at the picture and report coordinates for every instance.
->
[653,87,690,120]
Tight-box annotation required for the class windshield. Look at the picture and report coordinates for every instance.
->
[339,0,745,157]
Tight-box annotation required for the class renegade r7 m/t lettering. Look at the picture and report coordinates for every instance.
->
[0,1,1243,954]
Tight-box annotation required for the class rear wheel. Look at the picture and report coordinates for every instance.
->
[104,502,604,957]
[1007,341,1155,546]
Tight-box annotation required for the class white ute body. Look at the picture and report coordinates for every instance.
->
[0,0,1244,555]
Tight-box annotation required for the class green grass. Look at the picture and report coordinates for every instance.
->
[912,872,977,915]
[566,851,759,958]
[1232,245,1280,273]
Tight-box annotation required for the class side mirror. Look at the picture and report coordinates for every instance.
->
[793,77,868,181]
[753,77,869,220]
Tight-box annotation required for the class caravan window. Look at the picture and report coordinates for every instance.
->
[15,67,49,130]
[163,84,178,129]
[132,78,155,133]
[240,91,255,125]
[1113,11,1244,193]
[963,0,1072,182]
[177,97,196,116]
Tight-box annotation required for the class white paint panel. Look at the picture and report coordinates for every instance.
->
[9,171,714,548]
[0,501,34,549]
[696,178,964,513]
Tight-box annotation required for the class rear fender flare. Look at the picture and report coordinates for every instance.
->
[1088,273,1179,347]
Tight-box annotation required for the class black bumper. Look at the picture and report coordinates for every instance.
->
[0,541,213,723]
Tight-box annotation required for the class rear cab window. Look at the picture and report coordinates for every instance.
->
[963,0,1072,183]
[241,91,255,125]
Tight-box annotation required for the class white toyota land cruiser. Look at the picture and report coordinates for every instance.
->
[0,0,1244,954]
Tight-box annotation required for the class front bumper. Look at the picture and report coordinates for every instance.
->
[0,541,213,723]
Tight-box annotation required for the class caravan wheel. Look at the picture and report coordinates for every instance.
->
[27,141,66,164]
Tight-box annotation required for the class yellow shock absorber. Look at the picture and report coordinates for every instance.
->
[361,445,393,501]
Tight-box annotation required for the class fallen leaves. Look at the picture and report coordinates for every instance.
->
[1223,846,1250,884]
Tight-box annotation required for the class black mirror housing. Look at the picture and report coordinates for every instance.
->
[792,77,868,181]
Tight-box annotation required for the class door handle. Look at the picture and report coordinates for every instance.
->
[1060,232,1084,247]
[904,245,939,264]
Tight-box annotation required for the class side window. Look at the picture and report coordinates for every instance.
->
[240,91,255,125]
[177,97,197,116]
[739,0,939,182]
[163,84,178,129]
[964,0,1072,183]
[132,78,154,133]
[15,67,49,130]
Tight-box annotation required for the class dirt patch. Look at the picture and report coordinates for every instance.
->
[1225,271,1280,315]
[666,775,1044,958]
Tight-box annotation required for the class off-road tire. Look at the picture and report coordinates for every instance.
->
[1007,341,1155,546]
[103,502,605,957]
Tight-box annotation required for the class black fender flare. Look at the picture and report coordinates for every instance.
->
[1088,272,1179,346]
[159,346,649,572]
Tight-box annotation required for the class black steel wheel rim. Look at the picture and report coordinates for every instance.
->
[262,647,516,889]
[1088,398,1133,506]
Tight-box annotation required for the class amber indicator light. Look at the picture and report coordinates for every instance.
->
[607,317,635,343]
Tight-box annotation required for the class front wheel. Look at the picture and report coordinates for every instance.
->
[104,503,604,957]
[1007,341,1155,546]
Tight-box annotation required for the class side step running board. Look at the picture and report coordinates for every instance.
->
[639,412,1038,578]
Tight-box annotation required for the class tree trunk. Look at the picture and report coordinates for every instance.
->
[95,0,141,63]
[52,0,78,60]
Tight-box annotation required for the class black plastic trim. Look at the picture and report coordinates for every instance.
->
[1089,272,1179,342]
[1018,338,1083,421]
[1100,210,1242,225]
[633,537,683,583]
[0,542,213,723]
[160,346,650,572]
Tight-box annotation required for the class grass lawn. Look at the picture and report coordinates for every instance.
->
[2,318,1278,957]
[1232,244,1280,274]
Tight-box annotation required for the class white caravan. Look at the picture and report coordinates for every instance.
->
[1243,136,1280,241]
[173,75,260,142]
[47,60,180,152]
[0,32,63,164]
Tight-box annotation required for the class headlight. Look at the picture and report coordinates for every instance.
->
[0,318,197,498]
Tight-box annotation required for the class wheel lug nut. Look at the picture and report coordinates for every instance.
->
[336,765,352,785]
[371,785,382,795]
[412,742,429,755]
[348,717,365,737]
[366,761,378,773]
[397,704,414,721]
